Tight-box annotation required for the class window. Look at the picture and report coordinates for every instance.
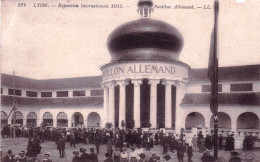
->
[202,84,222,92]
[41,92,52,97]
[90,89,103,96]
[11,111,23,125]
[1,88,3,94]
[73,90,85,97]
[8,89,22,96]
[57,112,68,127]
[26,112,37,126]
[42,112,53,126]
[57,91,68,97]
[230,83,253,92]
[43,112,53,126]
[26,91,37,97]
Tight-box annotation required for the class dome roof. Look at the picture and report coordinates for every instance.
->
[107,18,184,62]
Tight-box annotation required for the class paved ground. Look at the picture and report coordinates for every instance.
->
[1,137,260,162]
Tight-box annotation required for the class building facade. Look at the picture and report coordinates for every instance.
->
[1,0,260,149]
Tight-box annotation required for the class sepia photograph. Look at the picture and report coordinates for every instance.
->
[1,0,260,161]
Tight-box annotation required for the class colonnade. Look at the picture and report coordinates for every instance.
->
[102,78,187,130]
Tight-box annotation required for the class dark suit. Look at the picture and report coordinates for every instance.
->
[72,156,81,162]
[80,153,90,162]
[104,157,113,162]
[2,155,14,162]
[57,138,66,158]
[89,153,98,162]
[229,157,241,162]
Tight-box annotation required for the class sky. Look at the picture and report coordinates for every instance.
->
[1,0,260,79]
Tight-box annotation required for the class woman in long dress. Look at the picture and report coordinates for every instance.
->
[199,138,205,153]
[112,147,121,162]
[107,140,113,156]
[120,149,128,162]
[136,144,144,160]
[129,147,137,162]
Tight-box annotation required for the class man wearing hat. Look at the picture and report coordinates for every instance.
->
[43,152,52,162]
[56,137,66,158]
[138,153,146,162]
[19,151,27,162]
[104,153,113,162]
[201,150,214,162]
[163,155,171,161]
[177,142,185,162]
[13,155,20,162]
[89,148,98,162]
[80,148,90,162]
[72,150,80,162]
[148,152,156,162]
[2,150,14,162]
[229,151,241,162]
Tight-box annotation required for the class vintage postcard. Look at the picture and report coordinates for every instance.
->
[1,0,260,161]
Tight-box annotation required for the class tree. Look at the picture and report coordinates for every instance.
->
[105,122,113,129]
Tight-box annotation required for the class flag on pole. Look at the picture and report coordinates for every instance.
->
[208,0,219,159]
[208,0,219,114]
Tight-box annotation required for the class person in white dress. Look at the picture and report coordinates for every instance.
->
[136,144,144,160]
[120,149,128,162]
[129,147,137,162]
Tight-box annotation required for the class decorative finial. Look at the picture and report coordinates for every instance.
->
[137,0,153,18]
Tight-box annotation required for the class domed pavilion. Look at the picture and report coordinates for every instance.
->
[101,0,189,131]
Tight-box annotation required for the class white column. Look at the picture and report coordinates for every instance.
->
[231,121,237,133]
[23,119,26,127]
[163,80,175,129]
[117,80,129,129]
[148,79,160,129]
[132,79,143,128]
[67,114,72,128]
[53,114,57,127]
[108,81,116,127]
[8,116,12,125]
[102,84,109,128]
[37,111,42,126]
[205,121,210,129]
[175,81,187,134]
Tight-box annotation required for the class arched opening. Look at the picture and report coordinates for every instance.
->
[87,112,101,128]
[43,112,53,126]
[1,111,8,125]
[71,112,84,128]
[185,112,205,129]
[11,111,23,126]
[210,112,231,129]
[27,112,37,127]
[57,112,68,127]
[237,112,259,130]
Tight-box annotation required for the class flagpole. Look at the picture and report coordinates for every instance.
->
[12,71,17,144]
[213,0,219,159]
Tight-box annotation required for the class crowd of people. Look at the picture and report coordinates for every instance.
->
[1,125,256,162]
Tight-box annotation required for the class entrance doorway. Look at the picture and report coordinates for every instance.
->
[72,112,84,127]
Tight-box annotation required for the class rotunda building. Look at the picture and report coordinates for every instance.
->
[101,0,190,132]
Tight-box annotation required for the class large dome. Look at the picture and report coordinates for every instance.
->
[107,18,184,62]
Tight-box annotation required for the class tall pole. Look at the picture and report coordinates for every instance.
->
[213,0,219,159]
[208,0,219,159]
[12,71,16,140]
